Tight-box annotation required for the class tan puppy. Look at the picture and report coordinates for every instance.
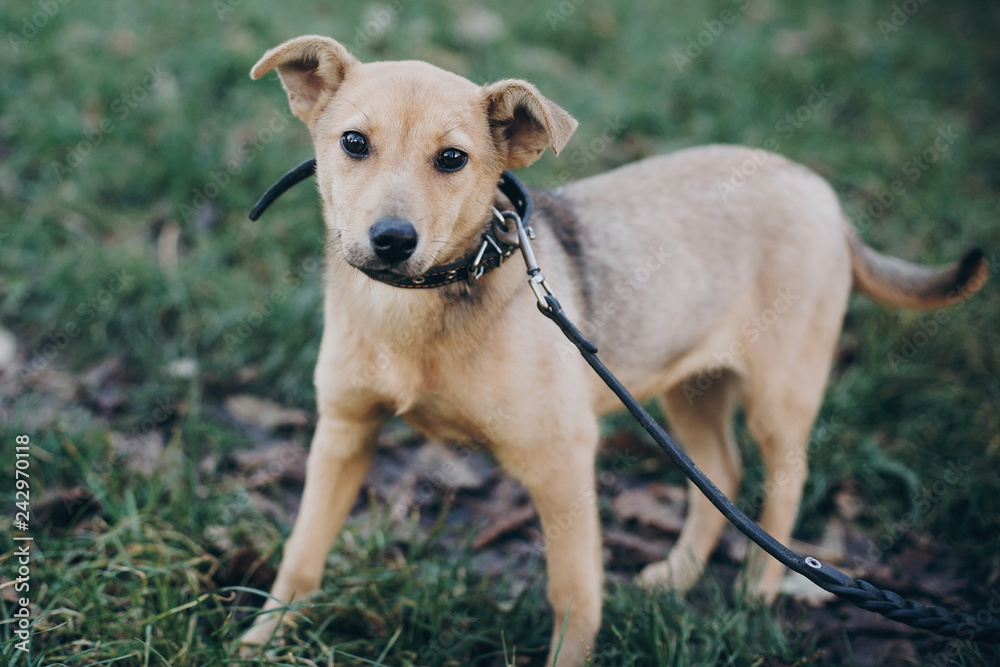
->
[240,35,988,666]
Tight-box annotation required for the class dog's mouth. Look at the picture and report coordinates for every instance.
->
[341,254,429,283]
[336,239,426,276]
[354,265,414,282]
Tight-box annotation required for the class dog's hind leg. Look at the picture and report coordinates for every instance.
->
[734,280,847,599]
[240,414,377,646]
[737,352,831,600]
[636,371,742,593]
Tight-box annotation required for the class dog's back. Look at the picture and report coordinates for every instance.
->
[539,145,984,409]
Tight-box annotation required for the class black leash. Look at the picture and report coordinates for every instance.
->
[539,293,1000,643]
[249,157,318,222]
[251,160,1000,644]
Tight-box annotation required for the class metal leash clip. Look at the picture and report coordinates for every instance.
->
[498,207,554,310]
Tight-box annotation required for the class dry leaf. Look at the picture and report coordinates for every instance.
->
[0,577,19,603]
[225,394,309,430]
[413,441,491,490]
[33,485,99,527]
[0,325,18,370]
[230,441,307,486]
[603,527,670,565]
[111,430,165,477]
[611,486,685,534]
[833,482,865,521]
[249,491,287,523]
[473,503,537,550]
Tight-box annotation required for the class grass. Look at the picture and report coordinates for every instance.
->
[1,0,999,664]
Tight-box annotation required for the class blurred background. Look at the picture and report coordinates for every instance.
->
[1,0,998,665]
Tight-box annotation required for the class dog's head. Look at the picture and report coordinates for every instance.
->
[252,35,577,278]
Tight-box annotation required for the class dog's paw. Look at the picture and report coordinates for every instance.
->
[237,641,264,661]
[239,610,296,652]
[733,570,783,604]
[635,554,702,593]
[239,621,273,648]
[237,636,289,662]
[776,571,835,606]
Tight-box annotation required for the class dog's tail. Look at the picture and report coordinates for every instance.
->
[847,227,989,309]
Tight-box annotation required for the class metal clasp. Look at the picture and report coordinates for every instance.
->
[501,207,556,310]
[470,226,505,280]
[491,207,522,246]
[470,208,524,280]
[528,272,554,307]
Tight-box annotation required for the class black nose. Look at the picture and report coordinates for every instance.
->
[369,218,418,264]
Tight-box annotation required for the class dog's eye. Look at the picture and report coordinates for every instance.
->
[435,148,468,172]
[341,131,369,158]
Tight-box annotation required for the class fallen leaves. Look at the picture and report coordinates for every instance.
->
[111,429,164,477]
[473,503,537,550]
[79,355,125,412]
[224,394,310,431]
[229,441,308,487]
[611,484,686,535]
[603,528,670,566]
[32,485,100,529]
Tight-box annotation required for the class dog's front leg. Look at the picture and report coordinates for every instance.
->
[496,418,603,667]
[241,414,376,646]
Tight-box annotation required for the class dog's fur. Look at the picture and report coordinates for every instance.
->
[241,35,988,666]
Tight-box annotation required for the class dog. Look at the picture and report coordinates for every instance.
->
[239,35,988,666]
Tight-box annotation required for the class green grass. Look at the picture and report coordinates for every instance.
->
[2,0,999,664]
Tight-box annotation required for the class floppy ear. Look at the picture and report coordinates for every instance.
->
[482,79,578,168]
[251,35,359,127]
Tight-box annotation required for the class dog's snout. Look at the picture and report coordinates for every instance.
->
[369,218,418,264]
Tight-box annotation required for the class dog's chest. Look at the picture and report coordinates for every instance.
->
[345,341,486,443]
[396,394,485,445]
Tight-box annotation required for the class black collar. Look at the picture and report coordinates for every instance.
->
[250,158,533,289]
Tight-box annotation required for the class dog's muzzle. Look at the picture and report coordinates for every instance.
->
[250,158,535,289]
